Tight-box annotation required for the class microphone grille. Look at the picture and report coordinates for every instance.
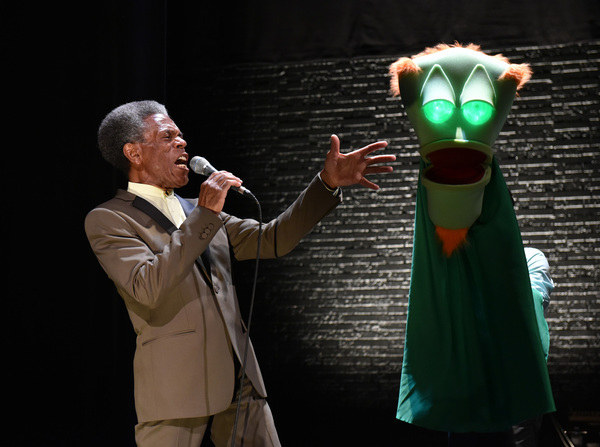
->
[190,156,209,175]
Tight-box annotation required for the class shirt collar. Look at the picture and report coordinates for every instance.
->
[128,182,172,199]
[127,182,185,228]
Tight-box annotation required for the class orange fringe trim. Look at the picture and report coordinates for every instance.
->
[436,226,469,257]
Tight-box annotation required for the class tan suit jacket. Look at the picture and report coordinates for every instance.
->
[85,175,341,423]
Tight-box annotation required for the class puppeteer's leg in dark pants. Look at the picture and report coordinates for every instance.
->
[511,416,543,447]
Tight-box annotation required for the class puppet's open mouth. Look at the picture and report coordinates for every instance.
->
[425,148,487,185]
[420,142,493,186]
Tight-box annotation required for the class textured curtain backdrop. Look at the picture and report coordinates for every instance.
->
[170,0,599,64]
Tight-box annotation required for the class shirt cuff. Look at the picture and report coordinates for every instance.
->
[317,172,342,197]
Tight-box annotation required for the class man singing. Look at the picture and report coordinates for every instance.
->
[85,100,395,447]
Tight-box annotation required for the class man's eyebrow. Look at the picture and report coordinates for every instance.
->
[160,127,183,138]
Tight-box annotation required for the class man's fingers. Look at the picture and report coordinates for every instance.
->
[329,134,341,156]
[359,140,389,156]
[359,177,379,190]
[366,154,397,165]
[365,166,395,175]
[209,171,243,190]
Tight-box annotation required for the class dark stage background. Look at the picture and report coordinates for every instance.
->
[10,1,599,446]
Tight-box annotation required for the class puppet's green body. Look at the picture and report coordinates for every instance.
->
[389,45,555,432]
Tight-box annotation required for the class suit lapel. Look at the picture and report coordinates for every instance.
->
[132,196,178,235]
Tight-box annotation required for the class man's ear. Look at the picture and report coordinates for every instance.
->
[123,142,142,166]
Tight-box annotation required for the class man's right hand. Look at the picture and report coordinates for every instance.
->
[198,171,244,214]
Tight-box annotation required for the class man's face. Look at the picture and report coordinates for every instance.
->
[131,113,189,190]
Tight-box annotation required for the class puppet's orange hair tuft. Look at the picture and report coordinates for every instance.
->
[436,226,469,257]
[499,63,532,91]
[388,57,421,96]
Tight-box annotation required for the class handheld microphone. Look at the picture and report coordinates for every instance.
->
[190,156,254,198]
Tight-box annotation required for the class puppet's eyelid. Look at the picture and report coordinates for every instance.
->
[421,64,456,106]
[460,64,495,106]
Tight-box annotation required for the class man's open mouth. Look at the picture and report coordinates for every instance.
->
[175,154,189,170]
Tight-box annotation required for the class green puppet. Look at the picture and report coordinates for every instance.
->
[388,44,555,433]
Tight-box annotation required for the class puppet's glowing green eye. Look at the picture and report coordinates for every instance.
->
[423,100,454,123]
[462,101,494,125]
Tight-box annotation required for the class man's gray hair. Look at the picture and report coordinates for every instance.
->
[98,100,169,175]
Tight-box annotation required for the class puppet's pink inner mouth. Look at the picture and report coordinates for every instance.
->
[424,148,488,185]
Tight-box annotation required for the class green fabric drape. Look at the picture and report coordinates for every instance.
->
[397,158,555,433]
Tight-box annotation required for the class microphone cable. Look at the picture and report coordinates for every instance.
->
[231,190,262,447]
